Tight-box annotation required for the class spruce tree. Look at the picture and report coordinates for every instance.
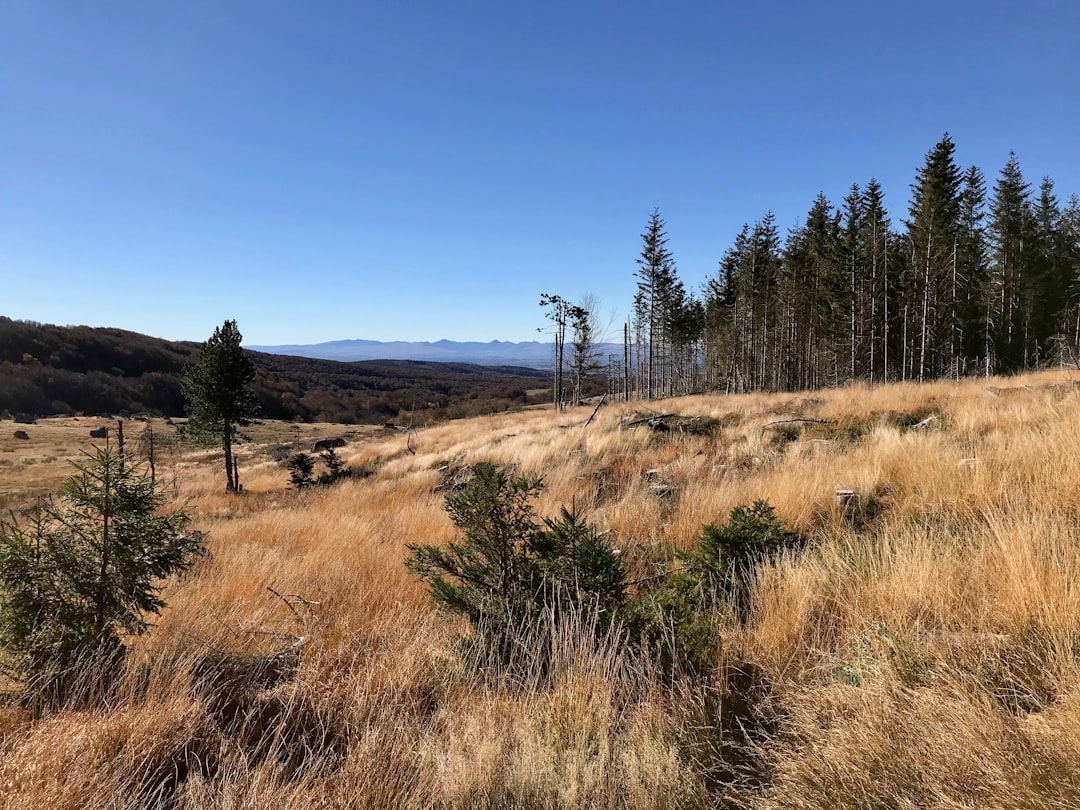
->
[841,184,865,381]
[907,133,963,380]
[1061,195,1080,359]
[957,166,989,371]
[1031,177,1070,361]
[859,179,893,382]
[745,212,783,390]
[988,152,1034,370]
[0,445,199,702]
[703,226,748,392]
[635,210,676,398]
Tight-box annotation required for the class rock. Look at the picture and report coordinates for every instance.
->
[89,427,109,439]
[311,437,346,452]
[13,430,29,440]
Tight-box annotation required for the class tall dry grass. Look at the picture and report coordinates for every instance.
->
[3,370,1080,807]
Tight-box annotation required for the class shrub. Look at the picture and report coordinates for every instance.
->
[287,448,356,490]
[630,500,805,675]
[531,505,627,625]
[689,500,805,625]
[316,446,353,486]
[405,463,626,673]
[287,452,316,489]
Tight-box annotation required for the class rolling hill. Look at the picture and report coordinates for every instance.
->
[0,317,552,424]
[246,337,624,367]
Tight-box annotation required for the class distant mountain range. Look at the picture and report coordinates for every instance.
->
[246,339,624,368]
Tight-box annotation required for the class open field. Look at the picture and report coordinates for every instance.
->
[3,369,1080,807]
[0,417,387,512]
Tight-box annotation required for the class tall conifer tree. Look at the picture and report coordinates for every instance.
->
[907,133,963,379]
[988,152,1033,369]
[181,320,259,493]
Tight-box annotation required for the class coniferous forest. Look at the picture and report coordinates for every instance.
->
[618,134,1080,398]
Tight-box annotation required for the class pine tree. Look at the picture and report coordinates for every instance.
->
[181,320,259,492]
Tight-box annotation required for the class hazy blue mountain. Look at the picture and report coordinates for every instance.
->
[246,339,623,368]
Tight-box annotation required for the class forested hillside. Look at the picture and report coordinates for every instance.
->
[610,134,1080,398]
[0,318,550,423]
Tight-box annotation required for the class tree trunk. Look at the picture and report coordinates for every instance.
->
[95,459,112,637]
[224,426,236,493]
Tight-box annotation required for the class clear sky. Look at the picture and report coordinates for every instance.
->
[2,1,1078,345]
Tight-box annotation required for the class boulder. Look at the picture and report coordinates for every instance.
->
[311,437,346,452]
[13,430,29,440]
[89,427,109,439]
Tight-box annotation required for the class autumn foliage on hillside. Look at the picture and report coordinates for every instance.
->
[0,317,550,424]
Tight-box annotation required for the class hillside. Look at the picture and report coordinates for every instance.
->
[0,317,551,423]
[3,370,1080,807]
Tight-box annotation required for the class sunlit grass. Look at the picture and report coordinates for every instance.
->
[3,368,1080,807]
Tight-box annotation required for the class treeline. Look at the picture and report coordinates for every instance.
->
[622,134,1080,397]
[0,318,550,423]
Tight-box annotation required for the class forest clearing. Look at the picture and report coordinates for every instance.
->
[2,369,1080,808]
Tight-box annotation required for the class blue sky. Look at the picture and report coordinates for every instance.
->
[2,1,1078,345]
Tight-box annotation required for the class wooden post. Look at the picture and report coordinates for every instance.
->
[145,422,156,483]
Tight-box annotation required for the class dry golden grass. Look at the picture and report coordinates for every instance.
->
[3,368,1080,807]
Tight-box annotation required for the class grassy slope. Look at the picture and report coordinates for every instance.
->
[3,370,1080,807]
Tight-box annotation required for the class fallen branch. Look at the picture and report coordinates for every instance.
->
[909,414,939,430]
[758,418,833,431]
[405,405,416,455]
[582,393,608,428]
[624,412,677,428]
[266,586,320,627]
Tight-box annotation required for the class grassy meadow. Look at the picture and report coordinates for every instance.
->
[3,370,1080,808]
